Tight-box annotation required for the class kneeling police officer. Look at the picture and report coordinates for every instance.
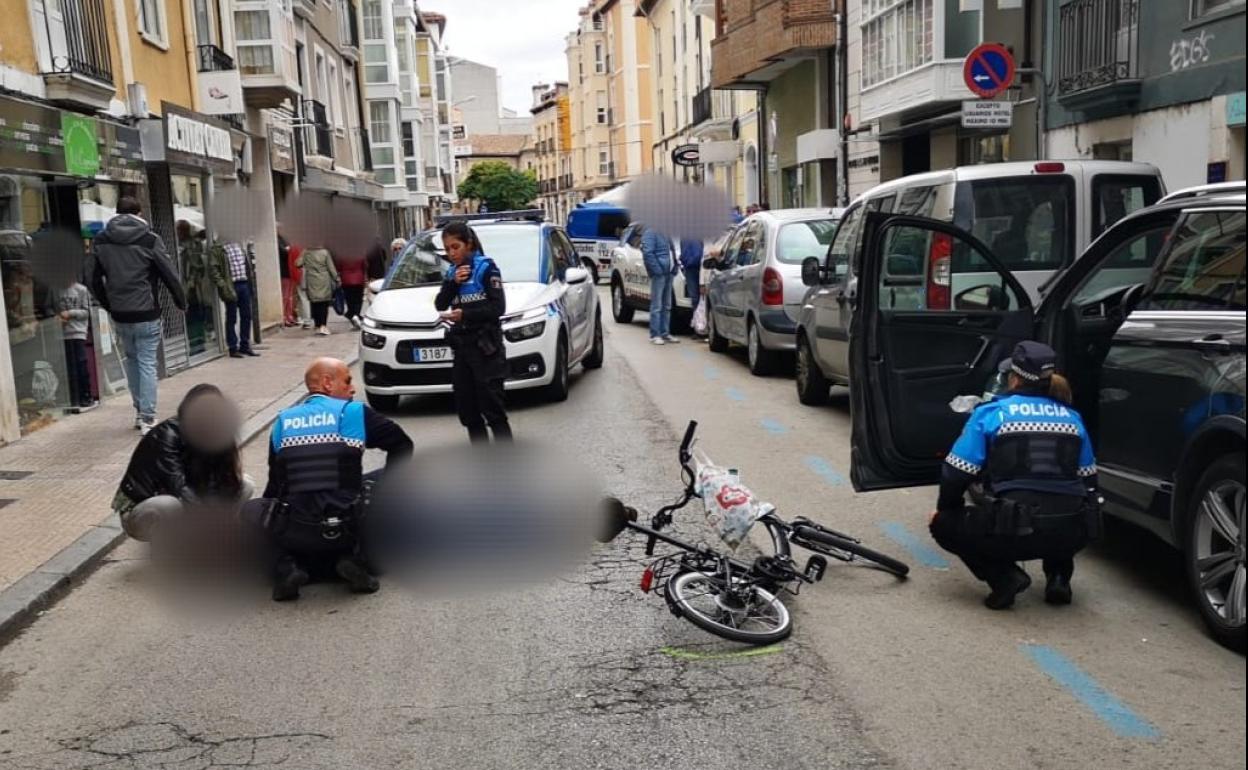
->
[250,357,413,601]
[930,341,1101,610]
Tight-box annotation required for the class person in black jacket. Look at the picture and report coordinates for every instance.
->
[86,197,186,434]
[434,221,511,443]
[114,384,253,542]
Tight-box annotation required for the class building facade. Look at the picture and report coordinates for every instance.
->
[449,57,535,137]
[566,5,618,201]
[531,83,574,222]
[1045,0,1245,189]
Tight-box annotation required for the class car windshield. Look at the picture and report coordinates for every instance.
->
[386,225,543,289]
[776,219,838,264]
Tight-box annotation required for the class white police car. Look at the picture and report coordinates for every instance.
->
[359,215,604,411]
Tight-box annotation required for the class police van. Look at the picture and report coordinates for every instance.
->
[566,205,630,284]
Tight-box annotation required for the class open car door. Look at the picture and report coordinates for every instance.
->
[849,214,1035,491]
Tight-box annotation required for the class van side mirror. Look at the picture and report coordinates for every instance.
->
[801,257,822,287]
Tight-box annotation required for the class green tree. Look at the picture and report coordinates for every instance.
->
[458,161,539,213]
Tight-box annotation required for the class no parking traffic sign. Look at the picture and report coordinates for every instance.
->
[963,43,1015,100]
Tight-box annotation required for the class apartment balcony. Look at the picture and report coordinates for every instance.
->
[339,0,361,61]
[710,0,837,89]
[197,44,234,72]
[302,100,334,159]
[1057,0,1140,110]
[859,61,976,124]
[38,0,115,111]
[237,0,302,108]
[292,0,317,20]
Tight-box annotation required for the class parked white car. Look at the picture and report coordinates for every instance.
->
[704,209,842,375]
[359,219,603,411]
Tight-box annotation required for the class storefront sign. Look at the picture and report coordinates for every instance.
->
[1227,92,1246,127]
[162,103,235,175]
[961,100,1013,129]
[671,144,701,167]
[198,70,245,116]
[0,93,142,182]
[269,126,296,174]
[61,114,100,177]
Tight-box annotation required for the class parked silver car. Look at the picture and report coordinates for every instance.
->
[704,209,842,375]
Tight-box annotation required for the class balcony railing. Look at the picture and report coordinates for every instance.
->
[197,44,235,73]
[303,99,334,158]
[39,0,113,84]
[1058,0,1140,100]
[692,86,713,126]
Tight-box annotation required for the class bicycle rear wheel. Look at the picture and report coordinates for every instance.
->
[793,526,910,578]
[664,570,792,645]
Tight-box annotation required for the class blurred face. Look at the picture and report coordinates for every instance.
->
[443,234,473,266]
[180,393,241,455]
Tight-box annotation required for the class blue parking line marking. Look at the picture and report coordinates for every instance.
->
[682,349,697,361]
[803,455,845,486]
[725,387,747,402]
[1022,644,1160,740]
[703,366,720,380]
[877,521,950,570]
[761,418,788,435]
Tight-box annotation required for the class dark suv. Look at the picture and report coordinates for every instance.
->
[841,192,1245,650]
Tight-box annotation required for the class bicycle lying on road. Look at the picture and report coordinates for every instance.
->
[600,421,910,645]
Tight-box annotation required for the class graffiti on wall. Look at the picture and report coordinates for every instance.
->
[1170,30,1214,72]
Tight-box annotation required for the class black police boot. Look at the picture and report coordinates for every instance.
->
[335,555,380,594]
[272,558,309,602]
[1045,574,1073,605]
[984,566,1032,610]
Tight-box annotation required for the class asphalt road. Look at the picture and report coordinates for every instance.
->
[0,290,1243,770]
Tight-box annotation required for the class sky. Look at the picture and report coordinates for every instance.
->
[422,0,587,115]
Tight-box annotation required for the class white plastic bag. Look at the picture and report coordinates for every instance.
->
[695,461,767,550]
[691,300,708,336]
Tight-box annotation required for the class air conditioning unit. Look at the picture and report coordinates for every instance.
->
[127,83,149,118]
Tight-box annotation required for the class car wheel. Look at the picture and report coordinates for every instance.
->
[582,313,604,369]
[544,336,570,402]
[795,333,830,406]
[707,303,729,353]
[611,279,634,324]
[1185,452,1246,651]
[366,391,400,412]
[746,319,779,376]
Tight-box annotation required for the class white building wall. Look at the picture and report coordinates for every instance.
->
[845,0,880,200]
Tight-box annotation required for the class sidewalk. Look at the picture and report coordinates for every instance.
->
[0,319,360,637]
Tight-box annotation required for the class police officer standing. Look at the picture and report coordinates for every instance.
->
[435,221,512,443]
[252,357,413,601]
[929,341,1101,610]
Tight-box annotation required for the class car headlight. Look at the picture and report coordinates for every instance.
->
[361,316,379,329]
[361,330,386,349]
[502,306,548,324]
[504,320,546,342]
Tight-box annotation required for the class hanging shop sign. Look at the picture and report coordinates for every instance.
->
[671,144,701,167]
[0,93,144,182]
[269,126,296,174]
[198,70,245,116]
[161,103,235,175]
[61,114,100,177]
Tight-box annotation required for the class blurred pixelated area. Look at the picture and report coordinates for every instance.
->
[624,174,734,241]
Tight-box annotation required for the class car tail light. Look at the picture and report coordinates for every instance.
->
[762,267,783,306]
[927,232,952,310]
[1034,162,1066,173]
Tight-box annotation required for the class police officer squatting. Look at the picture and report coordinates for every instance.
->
[434,221,513,443]
[242,357,414,602]
[931,341,1103,611]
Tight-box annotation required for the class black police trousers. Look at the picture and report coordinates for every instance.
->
[930,494,1090,588]
[451,343,512,443]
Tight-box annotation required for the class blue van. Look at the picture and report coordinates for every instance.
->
[566,205,630,283]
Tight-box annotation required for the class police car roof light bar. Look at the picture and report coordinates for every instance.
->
[434,209,546,226]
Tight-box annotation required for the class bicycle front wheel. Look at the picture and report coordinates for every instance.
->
[795,526,910,578]
[664,570,792,645]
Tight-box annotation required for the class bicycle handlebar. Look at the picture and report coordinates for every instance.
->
[680,420,698,456]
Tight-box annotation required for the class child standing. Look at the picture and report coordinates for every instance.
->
[57,276,96,409]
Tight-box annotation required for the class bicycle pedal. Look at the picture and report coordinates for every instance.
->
[805,555,828,582]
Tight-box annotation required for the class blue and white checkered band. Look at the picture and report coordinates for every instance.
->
[280,433,365,450]
[997,421,1081,436]
[945,453,982,475]
[1010,361,1053,381]
[1077,464,1098,477]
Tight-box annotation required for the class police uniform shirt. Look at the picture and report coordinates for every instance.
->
[434,253,506,337]
[938,393,1097,510]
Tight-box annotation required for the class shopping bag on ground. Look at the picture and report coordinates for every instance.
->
[691,301,708,336]
[332,287,347,316]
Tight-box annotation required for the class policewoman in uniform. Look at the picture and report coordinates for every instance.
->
[253,357,413,601]
[930,341,1101,610]
[435,221,512,443]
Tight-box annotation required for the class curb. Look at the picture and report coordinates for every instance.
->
[0,351,360,647]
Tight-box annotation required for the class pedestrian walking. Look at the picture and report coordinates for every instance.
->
[299,245,340,336]
[114,383,255,543]
[640,225,679,345]
[278,225,296,327]
[219,241,259,358]
[55,270,96,409]
[929,342,1100,610]
[366,238,389,283]
[434,221,512,443]
[334,252,367,330]
[86,196,186,434]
